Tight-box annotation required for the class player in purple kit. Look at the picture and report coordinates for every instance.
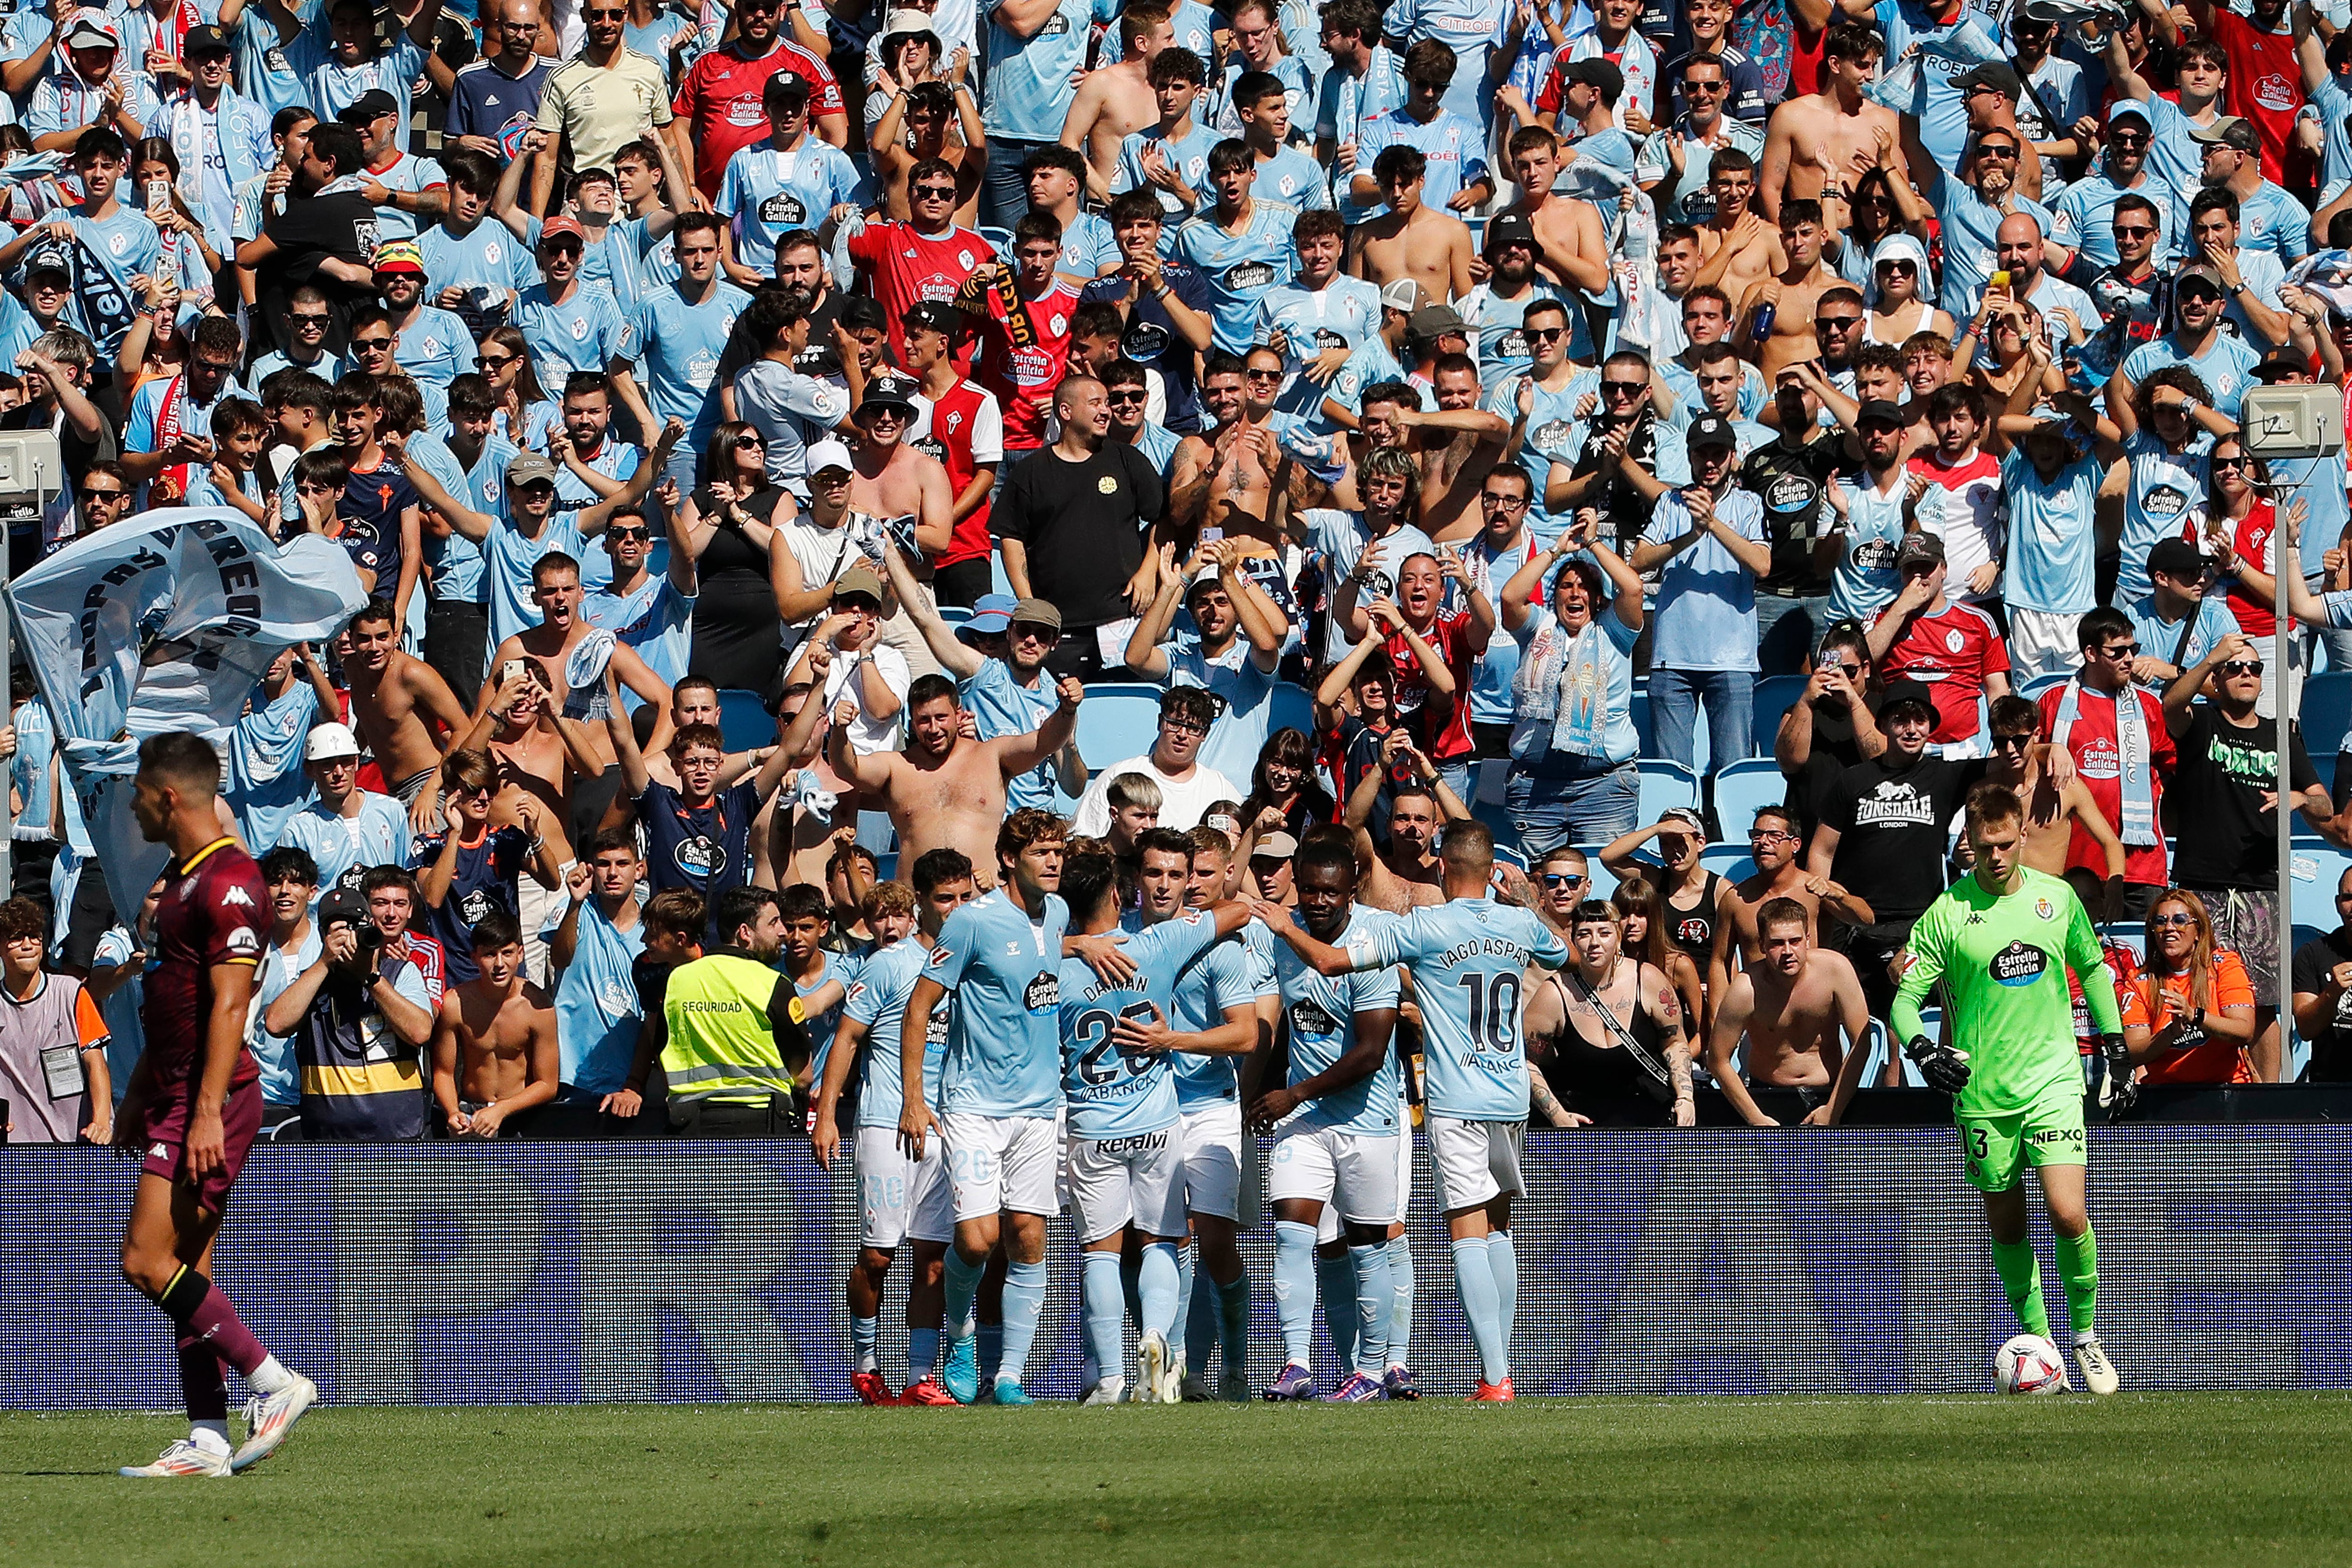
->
[113,733,318,1478]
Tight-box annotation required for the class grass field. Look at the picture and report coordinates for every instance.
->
[5,1395,2348,1568]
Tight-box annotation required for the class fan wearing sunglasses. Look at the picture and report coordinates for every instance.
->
[1917,111,2058,322]
[1707,803,1874,1009]
[1979,695,2127,914]
[583,500,698,698]
[2156,627,2352,1079]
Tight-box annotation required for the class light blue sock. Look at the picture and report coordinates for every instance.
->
[977,1323,1003,1378]
[1271,1221,1318,1367]
[850,1314,879,1374]
[943,1250,984,1340]
[1081,1252,1125,1388]
[1385,1235,1415,1369]
[1173,1242,1199,1364]
[1314,1248,1357,1372]
[908,1327,940,1381]
[996,1261,1047,1388]
[1139,1242,1181,1342]
[1451,1236,1508,1385]
[1119,1247,1144,1335]
[1217,1276,1251,1377]
[1488,1230,1518,1353]
[1347,1242,1391,1379]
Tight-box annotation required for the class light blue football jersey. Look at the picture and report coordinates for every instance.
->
[1171,199,1299,354]
[1167,921,1272,1109]
[1346,897,1568,1120]
[1058,908,1222,1138]
[928,888,1071,1117]
[845,937,952,1130]
[1271,904,1402,1136]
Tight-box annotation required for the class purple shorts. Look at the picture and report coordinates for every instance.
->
[136,1079,265,1213]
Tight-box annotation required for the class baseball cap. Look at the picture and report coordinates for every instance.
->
[305,722,362,763]
[336,88,400,126]
[371,239,425,275]
[1857,398,1908,428]
[1379,278,1423,314]
[1407,303,1466,339]
[2146,537,2208,581]
[903,300,961,335]
[858,372,920,416]
[833,563,886,604]
[1564,56,1623,98]
[2176,262,2226,295]
[2190,114,2261,152]
[505,451,558,486]
[2255,350,2313,383]
[1879,679,1938,720]
[958,593,1017,640]
[1955,61,2022,101]
[1251,831,1300,860]
[317,887,369,932]
[1011,597,1063,635]
[62,14,117,46]
[2106,98,2153,127]
[805,438,854,475]
[1895,531,1946,572]
[184,24,232,56]
[537,215,587,247]
[1483,211,1536,255]
[1687,414,1738,451]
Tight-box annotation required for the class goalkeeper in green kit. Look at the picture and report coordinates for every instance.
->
[1892,785,2130,1395]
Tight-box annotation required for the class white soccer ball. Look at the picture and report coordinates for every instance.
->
[1993,1333,2068,1395]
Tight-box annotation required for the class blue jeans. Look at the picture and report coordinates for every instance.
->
[1648,668,1754,774]
[984,137,1049,231]
[1506,758,1639,855]
[1755,593,1829,677]
[1435,756,1475,808]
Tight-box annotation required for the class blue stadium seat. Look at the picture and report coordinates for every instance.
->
[715,688,771,753]
[991,550,1013,600]
[979,225,1014,263]
[2017,670,2070,700]
[1751,674,1809,756]
[2106,922,2145,963]
[937,605,972,631]
[1076,691,1164,772]
[1710,757,1788,841]
[1637,758,1700,822]
[1629,689,1653,754]
[1697,844,1755,882]
[2301,672,2352,760]
[647,540,669,579]
[1266,681,1315,739]
[1581,854,1620,902]
[2290,840,2352,927]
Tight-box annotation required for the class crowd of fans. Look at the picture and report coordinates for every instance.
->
[7,0,2352,1147]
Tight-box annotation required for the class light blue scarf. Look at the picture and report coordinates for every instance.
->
[1513,612,1610,758]
[2052,678,2158,847]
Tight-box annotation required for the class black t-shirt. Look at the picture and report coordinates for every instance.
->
[994,441,1164,630]
[1571,407,1667,555]
[1742,432,1843,596]
[1782,693,1878,843]
[2291,930,2352,1082]
[2165,704,2318,890]
[258,191,381,353]
[1819,749,1988,931]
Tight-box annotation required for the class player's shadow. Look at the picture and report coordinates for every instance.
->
[16,1467,132,1476]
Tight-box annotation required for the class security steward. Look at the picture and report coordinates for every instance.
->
[654,884,812,1134]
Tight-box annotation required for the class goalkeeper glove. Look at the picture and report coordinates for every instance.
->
[1904,1034,1971,1096]
[2098,1032,2136,1122]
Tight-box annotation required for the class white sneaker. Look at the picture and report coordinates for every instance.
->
[1081,1376,1127,1406]
[230,1374,319,1472]
[2073,1334,2120,1396]
[1139,1332,1173,1405]
[120,1439,231,1479]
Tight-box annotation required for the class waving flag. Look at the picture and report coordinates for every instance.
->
[5,509,366,925]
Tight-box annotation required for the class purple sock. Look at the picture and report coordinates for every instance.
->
[177,1330,228,1421]
[184,1280,269,1379]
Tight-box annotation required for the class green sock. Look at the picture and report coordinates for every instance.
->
[2054,1226,2097,1339]
[1990,1236,2049,1337]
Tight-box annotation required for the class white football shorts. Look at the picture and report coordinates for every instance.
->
[941,1111,1059,1221]
[1065,1125,1188,1243]
[1427,1115,1524,1212]
[1179,1099,1245,1223]
[856,1125,954,1250]
[1267,1123,1400,1226]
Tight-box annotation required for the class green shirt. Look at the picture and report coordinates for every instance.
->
[1891,867,2122,1116]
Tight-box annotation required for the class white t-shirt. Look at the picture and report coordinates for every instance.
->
[822,642,912,754]
[1071,752,1240,835]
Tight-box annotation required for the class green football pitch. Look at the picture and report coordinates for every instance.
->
[4,1395,2347,1567]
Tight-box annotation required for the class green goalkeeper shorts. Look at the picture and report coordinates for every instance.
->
[1955,1080,2087,1193]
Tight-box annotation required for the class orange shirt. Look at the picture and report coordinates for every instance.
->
[2122,949,2257,1084]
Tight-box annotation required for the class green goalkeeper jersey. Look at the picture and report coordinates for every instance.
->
[1891,867,2123,1116]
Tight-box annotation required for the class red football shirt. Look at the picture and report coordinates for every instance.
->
[2210,8,2303,186]
[1384,609,1477,762]
[673,40,844,199]
[913,378,1002,569]
[2182,500,2289,639]
[966,279,1080,454]
[1872,598,2009,742]
[2037,681,2176,887]
[142,836,268,1093]
[845,220,990,363]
